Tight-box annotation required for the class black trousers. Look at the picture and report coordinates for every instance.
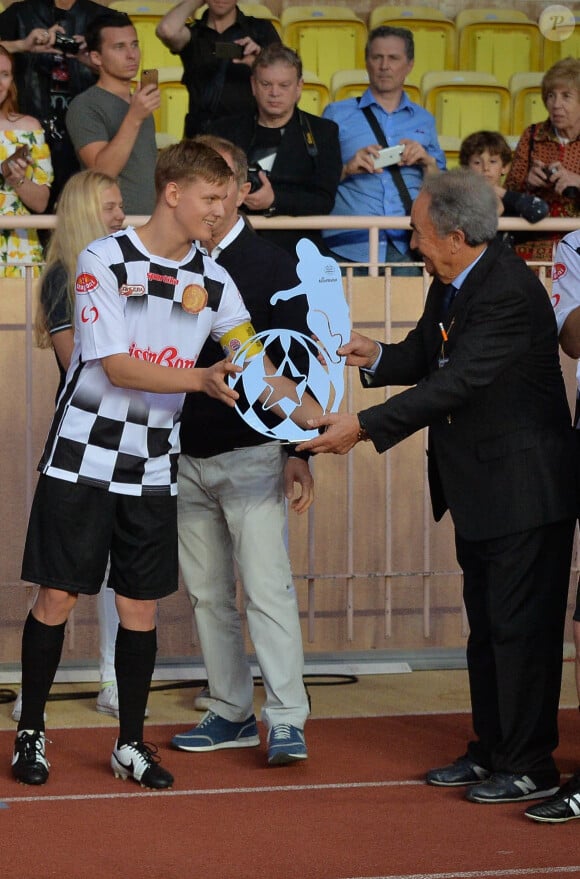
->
[455,517,575,777]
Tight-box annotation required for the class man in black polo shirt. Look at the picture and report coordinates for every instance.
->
[156,0,280,137]
[171,133,313,767]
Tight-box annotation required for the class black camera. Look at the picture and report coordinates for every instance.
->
[54,33,81,55]
[247,164,266,193]
[502,191,549,224]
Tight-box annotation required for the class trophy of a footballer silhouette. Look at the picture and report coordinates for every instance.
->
[226,239,350,442]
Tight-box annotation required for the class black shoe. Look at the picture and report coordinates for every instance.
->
[524,772,580,823]
[426,755,490,786]
[111,740,173,789]
[12,730,50,785]
[465,771,559,803]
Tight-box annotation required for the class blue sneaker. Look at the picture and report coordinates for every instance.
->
[171,710,260,752]
[267,723,308,765]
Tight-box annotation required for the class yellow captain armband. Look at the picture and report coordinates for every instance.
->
[219,322,263,360]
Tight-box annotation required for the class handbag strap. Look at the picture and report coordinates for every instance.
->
[359,101,413,214]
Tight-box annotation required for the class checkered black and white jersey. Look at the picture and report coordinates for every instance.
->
[552,229,580,399]
[39,227,250,496]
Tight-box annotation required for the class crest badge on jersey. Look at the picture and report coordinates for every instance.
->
[182,284,208,314]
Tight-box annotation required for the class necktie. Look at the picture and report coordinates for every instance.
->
[440,284,457,323]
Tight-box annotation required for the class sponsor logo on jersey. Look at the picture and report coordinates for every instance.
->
[147,271,179,286]
[552,262,567,281]
[76,273,98,294]
[81,306,99,324]
[128,342,196,368]
[551,293,560,309]
[119,284,146,297]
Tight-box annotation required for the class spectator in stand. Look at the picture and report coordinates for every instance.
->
[66,11,159,216]
[0,0,107,210]
[0,45,52,278]
[156,0,280,138]
[208,43,342,257]
[459,130,549,227]
[505,57,580,262]
[321,25,446,274]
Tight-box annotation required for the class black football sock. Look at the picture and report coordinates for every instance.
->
[18,611,66,733]
[115,625,157,746]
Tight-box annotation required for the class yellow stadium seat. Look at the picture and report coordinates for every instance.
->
[456,9,542,88]
[109,1,171,11]
[368,5,456,90]
[330,68,369,101]
[109,1,178,73]
[194,3,282,36]
[437,135,462,169]
[542,9,580,67]
[281,6,367,90]
[422,71,511,139]
[509,72,546,136]
[299,70,330,116]
[133,66,187,147]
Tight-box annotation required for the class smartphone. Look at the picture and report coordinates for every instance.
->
[373,144,405,170]
[1,143,30,178]
[140,68,158,89]
[214,42,244,60]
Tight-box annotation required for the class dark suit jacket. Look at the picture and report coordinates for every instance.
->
[209,107,342,255]
[358,238,577,541]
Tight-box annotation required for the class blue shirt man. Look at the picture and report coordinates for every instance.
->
[322,26,446,266]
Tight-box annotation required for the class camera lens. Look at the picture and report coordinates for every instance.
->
[563,186,580,200]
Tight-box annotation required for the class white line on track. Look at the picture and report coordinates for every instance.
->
[1,777,422,804]
[342,870,580,879]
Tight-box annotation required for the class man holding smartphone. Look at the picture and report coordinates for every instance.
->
[66,10,159,215]
[156,0,280,137]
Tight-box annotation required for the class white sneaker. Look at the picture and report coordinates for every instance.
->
[111,740,173,789]
[96,683,149,719]
[11,690,47,724]
[193,686,211,711]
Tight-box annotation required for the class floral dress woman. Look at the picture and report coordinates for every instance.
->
[0,128,52,277]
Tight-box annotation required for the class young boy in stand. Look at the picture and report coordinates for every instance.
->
[12,140,254,789]
[459,130,548,224]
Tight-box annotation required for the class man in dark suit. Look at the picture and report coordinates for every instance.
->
[208,43,342,257]
[297,167,578,806]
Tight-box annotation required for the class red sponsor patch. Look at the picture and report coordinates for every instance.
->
[552,262,567,281]
[551,293,560,309]
[81,305,99,324]
[76,273,98,294]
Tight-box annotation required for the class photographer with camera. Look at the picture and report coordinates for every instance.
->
[0,0,107,210]
[505,57,580,262]
[156,0,280,138]
[208,43,342,257]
